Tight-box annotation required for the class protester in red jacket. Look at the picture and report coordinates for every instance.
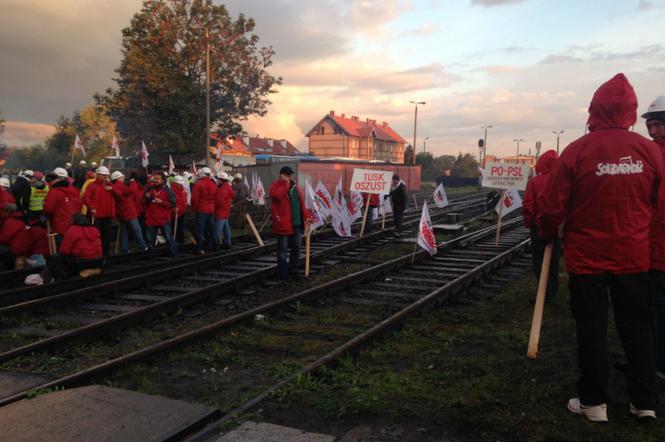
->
[43,168,82,242]
[0,212,31,257]
[539,74,663,422]
[269,166,310,280]
[82,167,115,255]
[171,175,188,243]
[144,173,177,257]
[110,171,147,254]
[59,216,103,259]
[361,192,381,233]
[0,178,16,222]
[191,168,217,253]
[214,172,235,248]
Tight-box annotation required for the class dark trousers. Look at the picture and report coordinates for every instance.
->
[172,215,186,244]
[95,217,113,256]
[276,226,302,278]
[45,255,105,280]
[365,207,376,233]
[569,273,658,409]
[530,227,560,298]
[393,206,405,232]
[650,270,665,373]
[194,212,216,252]
[145,224,177,257]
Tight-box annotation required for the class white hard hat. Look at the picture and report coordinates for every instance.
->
[79,160,86,165]
[183,171,192,178]
[110,171,124,181]
[54,167,68,178]
[199,167,212,177]
[642,95,665,119]
[234,173,243,180]
[23,170,34,177]
[0,177,9,188]
[91,162,98,167]
[216,172,229,181]
[173,175,185,185]
[96,166,110,175]
[65,162,72,167]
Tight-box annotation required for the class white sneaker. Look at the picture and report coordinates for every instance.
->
[567,398,608,422]
[630,403,656,420]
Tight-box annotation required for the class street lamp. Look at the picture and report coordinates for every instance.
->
[553,130,565,155]
[410,100,426,165]
[481,125,493,167]
[423,136,429,154]
[513,138,524,158]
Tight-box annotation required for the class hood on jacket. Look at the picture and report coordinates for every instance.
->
[52,180,70,189]
[535,150,558,175]
[80,225,100,241]
[72,213,91,226]
[587,73,638,132]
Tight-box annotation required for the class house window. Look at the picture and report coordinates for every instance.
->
[320,126,325,135]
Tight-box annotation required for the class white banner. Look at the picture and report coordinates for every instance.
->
[350,168,393,195]
[481,162,529,191]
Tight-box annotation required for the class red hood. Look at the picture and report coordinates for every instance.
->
[587,73,637,131]
[655,139,665,148]
[535,150,558,174]
[81,225,100,241]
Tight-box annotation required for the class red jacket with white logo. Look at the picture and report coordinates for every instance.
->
[144,184,174,226]
[523,150,558,229]
[111,180,139,222]
[269,179,309,235]
[171,184,187,220]
[191,177,217,214]
[43,181,82,235]
[215,183,235,219]
[650,138,665,270]
[60,224,102,259]
[82,178,116,219]
[539,74,664,274]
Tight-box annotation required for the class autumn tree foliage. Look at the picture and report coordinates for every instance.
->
[102,0,281,154]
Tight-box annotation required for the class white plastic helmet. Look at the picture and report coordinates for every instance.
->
[216,172,229,181]
[173,175,185,185]
[54,167,69,178]
[234,173,243,180]
[65,162,72,167]
[96,166,110,175]
[199,167,212,177]
[110,171,124,181]
[91,162,98,167]
[0,177,9,188]
[79,160,87,165]
[642,95,665,119]
[183,171,192,178]
[23,170,34,177]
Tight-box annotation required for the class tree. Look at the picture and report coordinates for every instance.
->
[102,0,281,155]
[404,145,414,165]
[6,144,67,171]
[451,153,480,177]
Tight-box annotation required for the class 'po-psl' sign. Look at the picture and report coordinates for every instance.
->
[481,162,530,191]
[350,168,394,194]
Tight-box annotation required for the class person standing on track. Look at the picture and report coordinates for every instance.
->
[387,175,407,236]
[82,166,116,256]
[523,150,560,300]
[10,170,32,214]
[43,167,82,248]
[269,166,310,281]
[214,172,235,249]
[539,74,663,422]
[27,171,49,220]
[110,170,147,254]
[144,172,177,258]
[642,95,665,381]
[191,167,217,254]
[232,173,248,229]
[361,192,380,233]
[0,177,16,221]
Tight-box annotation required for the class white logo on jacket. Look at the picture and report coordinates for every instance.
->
[595,156,644,176]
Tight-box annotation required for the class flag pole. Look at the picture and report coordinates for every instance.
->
[495,190,506,245]
[527,242,553,359]
[305,224,311,278]
[359,194,371,238]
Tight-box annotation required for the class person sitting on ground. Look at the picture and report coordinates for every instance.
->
[0,211,48,269]
[46,213,104,280]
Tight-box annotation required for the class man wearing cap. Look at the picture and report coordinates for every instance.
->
[11,170,32,214]
[65,162,74,178]
[388,174,407,236]
[27,171,49,220]
[110,170,147,254]
[232,173,248,229]
[171,175,188,244]
[191,167,217,253]
[269,166,310,281]
[43,168,82,247]
[144,173,177,257]
[642,95,665,381]
[82,166,116,255]
[214,172,235,249]
[74,160,87,189]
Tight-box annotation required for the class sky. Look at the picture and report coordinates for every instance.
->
[1,0,665,157]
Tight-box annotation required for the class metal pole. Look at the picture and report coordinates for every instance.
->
[553,130,564,156]
[412,104,418,165]
[205,28,212,168]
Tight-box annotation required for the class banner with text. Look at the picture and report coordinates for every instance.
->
[350,168,393,195]
[481,162,529,191]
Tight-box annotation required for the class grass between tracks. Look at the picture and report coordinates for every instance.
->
[266,266,665,442]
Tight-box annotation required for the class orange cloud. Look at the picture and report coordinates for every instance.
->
[2,121,55,147]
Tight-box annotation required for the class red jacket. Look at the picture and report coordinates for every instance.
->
[172,184,187,220]
[362,193,380,208]
[539,74,664,274]
[133,181,146,215]
[191,177,217,214]
[82,178,116,218]
[215,183,235,219]
[523,150,558,229]
[269,179,309,235]
[1,187,15,220]
[43,181,82,235]
[144,184,175,226]
[0,215,31,256]
[60,224,102,259]
[111,180,139,222]
[650,138,665,270]
[27,226,49,256]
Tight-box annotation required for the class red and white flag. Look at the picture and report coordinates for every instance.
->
[495,190,523,217]
[74,134,86,158]
[433,183,449,208]
[214,146,224,173]
[141,140,150,168]
[305,180,325,231]
[417,202,437,255]
[379,195,392,216]
[314,181,332,219]
[255,176,265,206]
[333,175,346,213]
[348,190,364,222]
[111,136,120,157]
[168,154,175,174]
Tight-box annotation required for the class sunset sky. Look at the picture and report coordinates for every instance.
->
[1,0,665,157]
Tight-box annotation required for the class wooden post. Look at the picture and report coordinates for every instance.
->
[527,243,553,360]
[412,193,418,210]
[258,211,271,233]
[359,194,371,238]
[173,208,179,243]
[114,223,121,255]
[381,203,387,230]
[245,213,264,246]
[46,220,55,255]
[495,190,506,245]
[305,225,311,278]
[410,242,418,265]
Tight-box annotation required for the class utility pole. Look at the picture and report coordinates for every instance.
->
[513,138,524,158]
[423,136,429,154]
[410,101,426,165]
[481,125,493,167]
[205,27,212,168]
[553,130,565,155]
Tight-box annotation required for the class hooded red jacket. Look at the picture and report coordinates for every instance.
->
[43,181,82,235]
[60,224,102,259]
[0,215,31,256]
[111,180,139,222]
[82,178,116,218]
[144,184,175,226]
[133,181,146,215]
[215,182,235,219]
[191,177,217,214]
[269,179,309,235]
[539,74,664,274]
[650,138,665,270]
[1,187,16,220]
[171,184,187,220]
[523,150,558,229]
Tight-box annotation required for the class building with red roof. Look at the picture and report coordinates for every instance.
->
[306,111,407,163]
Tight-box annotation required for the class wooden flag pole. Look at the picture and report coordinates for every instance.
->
[495,190,506,245]
[258,211,271,233]
[359,194,371,238]
[173,208,179,244]
[410,241,418,265]
[305,224,312,278]
[527,243,553,360]
[412,193,418,210]
[46,220,55,255]
[245,213,264,246]
[381,203,387,230]
[114,223,121,255]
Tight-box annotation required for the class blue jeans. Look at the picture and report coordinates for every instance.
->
[651,270,665,373]
[276,226,303,278]
[119,218,147,254]
[145,223,177,257]
[215,218,232,247]
[195,212,216,252]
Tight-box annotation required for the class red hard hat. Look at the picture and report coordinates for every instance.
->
[32,171,44,180]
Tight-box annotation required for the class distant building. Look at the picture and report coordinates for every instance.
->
[501,155,537,168]
[242,136,301,156]
[306,111,407,163]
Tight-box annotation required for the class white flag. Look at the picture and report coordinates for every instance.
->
[495,190,523,217]
[379,195,392,216]
[314,181,333,219]
[305,180,325,231]
[74,134,86,158]
[141,140,150,168]
[255,176,266,206]
[331,205,352,237]
[348,190,364,222]
[111,136,120,157]
[417,202,437,256]
[432,183,449,208]
[333,175,346,212]
[182,174,191,205]
[168,154,175,174]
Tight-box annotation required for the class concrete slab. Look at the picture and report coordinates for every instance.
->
[0,385,216,442]
[218,422,335,442]
[0,371,50,398]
